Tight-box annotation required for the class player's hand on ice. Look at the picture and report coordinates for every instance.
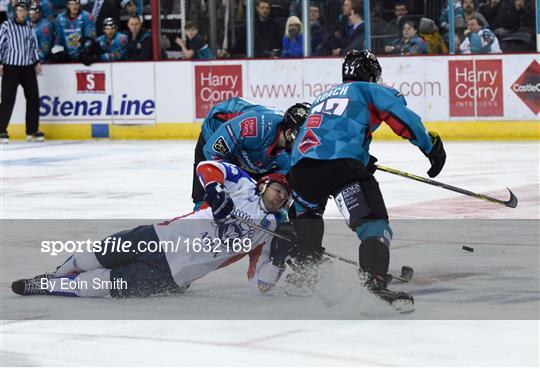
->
[271,222,299,269]
[366,155,378,174]
[204,182,235,224]
[424,131,446,178]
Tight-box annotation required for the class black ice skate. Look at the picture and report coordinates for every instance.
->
[12,273,53,296]
[366,274,415,314]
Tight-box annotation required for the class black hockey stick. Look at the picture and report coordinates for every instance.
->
[375,164,518,208]
[324,251,413,283]
[231,215,413,282]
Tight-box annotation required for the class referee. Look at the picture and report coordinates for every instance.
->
[0,1,44,144]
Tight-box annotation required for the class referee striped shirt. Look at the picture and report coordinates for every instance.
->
[0,18,39,66]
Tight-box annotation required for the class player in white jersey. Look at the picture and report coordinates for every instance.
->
[12,161,298,298]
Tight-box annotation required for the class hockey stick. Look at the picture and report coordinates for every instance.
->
[375,164,518,208]
[231,215,413,282]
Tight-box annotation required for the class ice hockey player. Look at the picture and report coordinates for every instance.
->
[191,97,310,209]
[29,3,54,63]
[96,17,128,61]
[12,161,298,298]
[287,49,446,311]
[52,0,96,61]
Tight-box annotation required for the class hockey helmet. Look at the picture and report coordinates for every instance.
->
[29,2,40,12]
[66,0,80,5]
[342,49,382,83]
[282,102,311,135]
[257,173,291,195]
[14,1,29,10]
[103,17,117,29]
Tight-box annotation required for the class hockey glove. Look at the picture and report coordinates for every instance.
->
[204,182,235,224]
[424,131,446,178]
[366,155,378,174]
[271,222,299,269]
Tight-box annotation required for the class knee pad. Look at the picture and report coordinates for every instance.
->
[359,237,390,277]
[334,181,371,229]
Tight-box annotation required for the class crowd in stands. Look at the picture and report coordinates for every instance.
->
[0,0,535,62]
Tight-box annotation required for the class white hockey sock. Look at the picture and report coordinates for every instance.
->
[54,252,102,276]
[47,268,112,297]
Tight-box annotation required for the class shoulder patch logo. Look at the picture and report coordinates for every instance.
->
[212,136,231,155]
[298,129,321,154]
[240,117,258,137]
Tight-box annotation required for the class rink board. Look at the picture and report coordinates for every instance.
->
[3,54,539,140]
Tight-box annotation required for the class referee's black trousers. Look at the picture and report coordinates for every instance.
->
[0,65,40,135]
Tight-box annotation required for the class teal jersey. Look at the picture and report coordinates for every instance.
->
[201,97,265,141]
[203,107,290,174]
[290,81,433,167]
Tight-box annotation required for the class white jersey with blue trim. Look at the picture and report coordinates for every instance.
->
[154,161,286,293]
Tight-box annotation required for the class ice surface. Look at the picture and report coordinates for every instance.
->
[1,141,539,366]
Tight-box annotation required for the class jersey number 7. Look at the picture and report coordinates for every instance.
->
[311,98,349,116]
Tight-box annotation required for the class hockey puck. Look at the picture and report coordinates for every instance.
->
[462,246,474,252]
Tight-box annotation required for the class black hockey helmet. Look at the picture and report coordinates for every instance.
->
[29,2,40,12]
[282,102,311,135]
[342,49,382,83]
[103,17,117,29]
[66,0,80,5]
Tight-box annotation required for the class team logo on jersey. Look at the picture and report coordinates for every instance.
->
[298,129,320,154]
[212,136,230,155]
[306,114,323,128]
[240,117,257,137]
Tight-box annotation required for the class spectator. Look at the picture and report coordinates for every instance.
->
[175,20,215,60]
[440,0,466,33]
[459,16,501,53]
[96,17,127,61]
[478,0,503,27]
[333,0,364,56]
[254,0,281,57]
[335,0,352,42]
[126,15,151,60]
[385,1,408,37]
[309,4,326,55]
[53,0,96,61]
[281,15,303,58]
[419,17,448,54]
[385,19,428,55]
[462,0,489,27]
[120,0,141,15]
[29,3,53,62]
[493,0,533,37]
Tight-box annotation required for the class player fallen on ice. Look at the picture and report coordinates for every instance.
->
[12,161,298,298]
[286,49,446,312]
[191,97,311,209]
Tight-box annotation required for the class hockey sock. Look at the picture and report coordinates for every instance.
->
[54,252,103,277]
[358,237,390,277]
[47,268,112,297]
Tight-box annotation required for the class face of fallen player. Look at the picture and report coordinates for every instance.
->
[104,25,116,39]
[260,182,290,212]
